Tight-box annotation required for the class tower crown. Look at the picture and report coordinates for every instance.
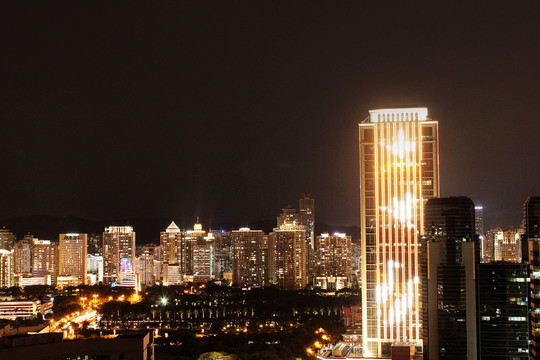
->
[368,107,428,123]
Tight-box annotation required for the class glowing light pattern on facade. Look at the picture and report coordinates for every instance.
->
[359,107,439,357]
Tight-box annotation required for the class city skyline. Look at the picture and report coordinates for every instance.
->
[2,3,540,229]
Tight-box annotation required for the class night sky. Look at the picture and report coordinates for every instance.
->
[3,3,540,229]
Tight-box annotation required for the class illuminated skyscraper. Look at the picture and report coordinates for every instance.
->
[58,233,87,285]
[32,239,58,284]
[103,226,135,284]
[299,193,315,248]
[492,228,520,263]
[271,208,307,290]
[231,228,269,287]
[160,221,181,264]
[359,107,439,356]
[0,228,16,251]
[314,232,352,290]
[0,249,14,288]
[14,236,33,275]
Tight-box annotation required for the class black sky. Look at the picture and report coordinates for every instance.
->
[2,2,540,229]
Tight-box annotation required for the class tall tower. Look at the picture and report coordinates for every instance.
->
[160,221,181,264]
[299,193,315,248]
[359,107,439,356]
[58,233,87,285]
[524,196,540,358]
[421,197,478,360]
[103,226,136,284]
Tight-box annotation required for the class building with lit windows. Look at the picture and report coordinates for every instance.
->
[58,233,87,285]
[359,107,439,357]
[14,236,33,276]
[32,239,57,285]
[478,263,529,359]
[0,228,16,251]
[299,193,315,248]
[271,208,307,290]
[231,228,269,287]
[525,196,540,358]
[192,232,214,283]
[421,196,478,360]
[314,232,352,290]
[160,221,181,264]
[103,226,135,284]
[0,249,14,288]
[492,228,520,263]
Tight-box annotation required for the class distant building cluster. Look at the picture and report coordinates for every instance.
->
[0,193,360,292]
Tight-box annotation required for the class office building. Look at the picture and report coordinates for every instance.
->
[231,228,269,287]
[0,228,16,251]
[0,249,14,288]
[87,254,104,284]
[160,221,181,264]
[421,196,478,360]
[271,208,307,290]
[136,250,155,286]
[482,228,497,263]
[32,239,57,284]
[14,236,33,275]
[299,193,315,248]
[87,233,102,255]
[58,233,87,285]
[492,228,520,263]
[478,263,529,359]
[525,196,540,358]
[192,232,214,283]
[103,226,136,284]
[359,107,439,357]
[314,232,352,290]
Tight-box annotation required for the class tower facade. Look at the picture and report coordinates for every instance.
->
[103,226,135,284]
[231,228,269,287]
[58,233,87,285]
[160,221,181,264]
[359,107,439,356]
[0,228,16,251]
[421,197,478,360]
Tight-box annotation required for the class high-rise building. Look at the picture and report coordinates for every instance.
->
[14,237,33,275]
[212,230,233,279]
[192,232,214,283]
[231,228,269,287]
[32,239,58,284]
[87,233,102,256]
[474,206,484,236]
[0,249,14,288]
[0,228,16,251]
[160,221,181,264]
[299,193,315,248]
[102,226,135,284]
[58,233,87,285]
[314,232,352,290]
[524,197,540,240]
[482,228,498,263]
[271,209,307,290]
[492,228,520,263]
[421,197,478,360]
[524,196,540,358]
[478,263,529,360]
[359,107,439,356]
[87,254,103,284]
[136,250,155,286]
